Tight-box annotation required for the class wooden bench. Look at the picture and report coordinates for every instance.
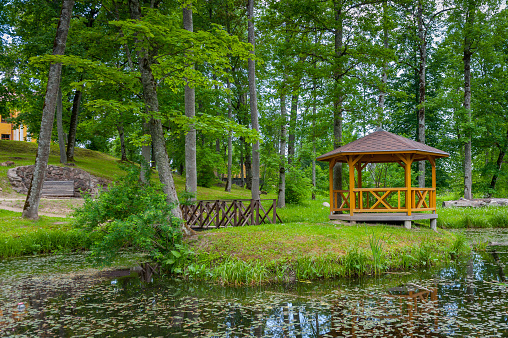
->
[41,181,75,197]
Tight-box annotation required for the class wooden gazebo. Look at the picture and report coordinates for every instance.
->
[317,129,449,230]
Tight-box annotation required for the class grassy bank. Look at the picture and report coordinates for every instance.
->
[437,206,508,228]
[0,210,93,257]
[0,140,274,200]
[187,223,465,285]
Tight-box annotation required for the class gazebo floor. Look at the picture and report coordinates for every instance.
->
[330,212,437,230]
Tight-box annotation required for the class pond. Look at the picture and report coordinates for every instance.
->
[0,229,507,337]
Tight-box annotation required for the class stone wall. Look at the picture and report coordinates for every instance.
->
[7,165,109,197]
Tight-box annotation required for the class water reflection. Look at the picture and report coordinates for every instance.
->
[0,230,507,337]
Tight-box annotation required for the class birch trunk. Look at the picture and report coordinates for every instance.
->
[247,0,260,200]
[56,87,67,163]
[183,4,197,201]
[417,0,426,188]
[287,93,297,165]
[225,78,233,192]
[463,10,474,200]
[278,92,287,208]
[23,0,74,219]
[66,89,81,162]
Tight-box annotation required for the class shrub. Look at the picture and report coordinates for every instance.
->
[72,164,186,270]
[285,168,312,204]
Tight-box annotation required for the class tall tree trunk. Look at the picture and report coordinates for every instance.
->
[417,0,426,188]
[240,151,245,188]
[225,77,233,192]
[377,1,389,128]
[287,93,298,165]
[332,0,343,194]
[244,142,252,191]
[23,0,75,220]
[312,82,317,200]
[117,121,127,161]
[489,144,507,194]
[463,9,474,200]
[66,89,82,162]
[247,0,260,200]
[140,122,151,183]
[278,92,287,208]
[183,4,197,201]
[56,87,67,163]
[128,0,190,234]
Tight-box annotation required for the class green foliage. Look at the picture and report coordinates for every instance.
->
[285,168,312,205]
[196,147,222,188]
[72,164,186,269]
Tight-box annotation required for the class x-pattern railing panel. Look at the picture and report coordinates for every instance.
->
[181,199,281,229]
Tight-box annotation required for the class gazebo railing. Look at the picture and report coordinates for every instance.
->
[332,187,436,213]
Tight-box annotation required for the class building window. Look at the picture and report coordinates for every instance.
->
[2,134,10,140]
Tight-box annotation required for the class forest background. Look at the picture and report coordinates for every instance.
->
[1,0,508,209]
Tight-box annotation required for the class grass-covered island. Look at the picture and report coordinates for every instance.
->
[188,223,463,285]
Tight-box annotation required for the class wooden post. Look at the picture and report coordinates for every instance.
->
[356,162,362,210]
[329,159,334,214]
[234,200,237,226]
[272,199,276,223]
[216,200,220,228]
[256,200,260,225]
[405,154,413,216]
[348,157,355,216]
[430,156,436,212]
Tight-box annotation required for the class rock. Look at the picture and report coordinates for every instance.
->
[323,202,330,207]
[64,162,76,166]
[0,161,15,167]
[442,198,508,208]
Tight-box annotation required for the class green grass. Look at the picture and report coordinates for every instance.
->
[0,209,93,257]
[437,206,508,228]
[188,222,462,284]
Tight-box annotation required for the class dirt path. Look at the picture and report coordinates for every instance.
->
[0,196,82,218]
[0,203,70,218]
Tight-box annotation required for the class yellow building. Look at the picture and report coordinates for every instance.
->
[0,112,30,141]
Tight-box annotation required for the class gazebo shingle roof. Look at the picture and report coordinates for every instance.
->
[317,129,449,162]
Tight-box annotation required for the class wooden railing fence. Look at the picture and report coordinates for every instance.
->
[180,199,282,230]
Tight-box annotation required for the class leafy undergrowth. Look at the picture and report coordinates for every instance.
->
[188,223,465,285]
[0,209,93,257]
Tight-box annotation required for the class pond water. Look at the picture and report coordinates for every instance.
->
[0,229,507,337]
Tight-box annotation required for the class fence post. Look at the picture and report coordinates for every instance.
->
[215,200,220,228]
[256,200,260,225]
[272,199,276,223]
[250,199,254,225]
